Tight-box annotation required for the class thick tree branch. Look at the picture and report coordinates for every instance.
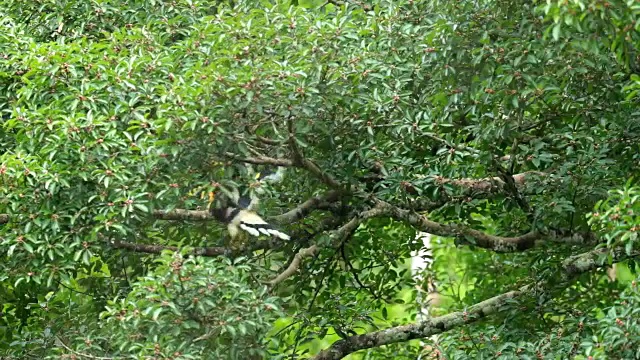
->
[377,200,540,252]
[312,246,640,360]
[376,201,593,251]
[152,209,211,221]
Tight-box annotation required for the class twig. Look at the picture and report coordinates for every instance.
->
[308,250,340,312]
[424,133,481,155]
[55,280,93,297]
[194,329,220,342]
[255,134,284,146]
[55,336,115,360]
[341,244,381,300]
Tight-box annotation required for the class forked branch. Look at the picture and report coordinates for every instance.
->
[312,246,640,360]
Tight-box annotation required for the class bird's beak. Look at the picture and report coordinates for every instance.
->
[207,191,215,208]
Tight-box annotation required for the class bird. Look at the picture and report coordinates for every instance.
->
[208,179,290,249]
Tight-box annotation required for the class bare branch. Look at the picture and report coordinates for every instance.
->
[1,211,214,224]
[55,336,116,360]
[110,236,286,257]
[315,289,525,360]
[272,191,342,224]
[255,134,284,146]
[153,209,211,221]
[434,171,546,194]
[110,240,232,257]
[312,246,640,360]
[223,152,294,167]
[268,203,388,286]
[288,118,343,189]
[377,200,540,252]
[267,245,319,286]
[329,204,389,247]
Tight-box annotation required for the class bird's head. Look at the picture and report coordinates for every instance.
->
[208,185,239,220]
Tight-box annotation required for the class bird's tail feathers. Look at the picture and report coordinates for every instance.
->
[239,222,291,241]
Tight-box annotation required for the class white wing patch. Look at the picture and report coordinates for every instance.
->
[239,223,261,237]
[268,229,291,241]
[232,210,291,240]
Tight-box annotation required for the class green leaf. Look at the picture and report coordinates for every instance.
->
[552,23,562,41]
[152,307,162,321]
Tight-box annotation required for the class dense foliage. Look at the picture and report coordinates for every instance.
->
[0,0,639,359]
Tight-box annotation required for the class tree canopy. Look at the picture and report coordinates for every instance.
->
[1,0,639,359]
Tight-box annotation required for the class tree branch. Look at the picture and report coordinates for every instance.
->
[433,171,546,194]
[329,204,388,247]
[377,200,540,252]
[424,132,481,155]
[267,203,388,286]
[0,173,547,228]
[255,134,284,146]
[287,117,343,189]
[110,240,233,257]
[223,152,294,167]
[109,236,286,257]
[152,209,211,221]
[312,246,640,360]
[272,191,342,224]
[55,336,116,360]
[379,200,595,252]
[267,245,319,286]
